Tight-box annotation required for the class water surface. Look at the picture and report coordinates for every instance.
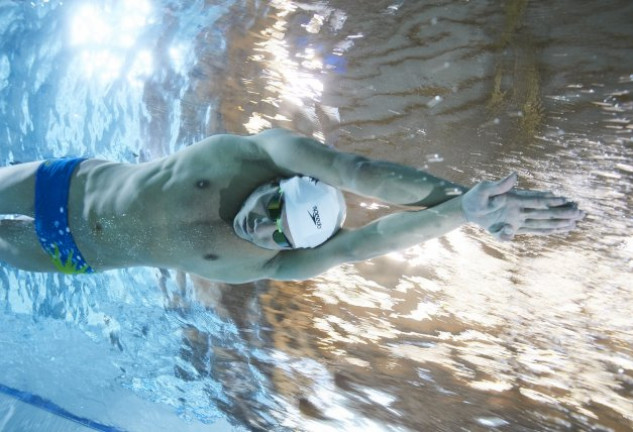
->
[1,1,632,431]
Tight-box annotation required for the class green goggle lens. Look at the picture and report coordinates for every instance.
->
[272,230,291,248]
[267,188,292,248]
[267,189,283,220]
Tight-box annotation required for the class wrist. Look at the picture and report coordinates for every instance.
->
[407,183,469,208]
[421,194,468,228]
[451,195,469,225]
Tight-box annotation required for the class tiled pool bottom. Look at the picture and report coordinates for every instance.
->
[1,392,96,432]
[0,386,233,432]
[0,310,236,432]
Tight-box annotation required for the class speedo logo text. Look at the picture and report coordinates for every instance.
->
[307,206,322,229]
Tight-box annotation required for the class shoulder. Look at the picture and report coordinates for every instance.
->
[250,128,321,151]
[184,128,326,160]
[169,134,271,170]
[186,133,266,156]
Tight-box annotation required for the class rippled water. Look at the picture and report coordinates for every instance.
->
[1,1,632,431]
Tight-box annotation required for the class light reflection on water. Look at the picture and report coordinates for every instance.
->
[0,0,632,431]
[216,0,633,430]
[69,1,155,85]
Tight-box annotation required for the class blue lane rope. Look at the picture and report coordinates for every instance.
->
[0,383,127,432]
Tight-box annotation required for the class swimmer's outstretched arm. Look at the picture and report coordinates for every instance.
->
[264,174,585,281]
[265,196,468,281]
[251,128,466,208]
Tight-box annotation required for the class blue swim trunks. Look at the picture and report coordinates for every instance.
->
[35,158,94,274]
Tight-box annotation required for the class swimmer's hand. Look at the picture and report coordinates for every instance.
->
[461,173,585,241]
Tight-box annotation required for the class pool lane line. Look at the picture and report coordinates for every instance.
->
[0,382,127,432]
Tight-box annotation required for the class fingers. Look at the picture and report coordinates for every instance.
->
[487,172,518,196]
[520,205,585,220]
[488,223,516,241]
[468,175,586,243]
[521,218,578,230]
[511,195,568,209]
[498,225,515,241]
[516,226,578,236]
[466,173,521,215]
[511,188,577,209]
[512,189,556,198]
[486,175,570,211]
[489,194,570,214]
[490,206,585,240]
[493,220,579,241]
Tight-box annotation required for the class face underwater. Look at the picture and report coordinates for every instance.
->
[233,182,294,250]
[233,177,347,251]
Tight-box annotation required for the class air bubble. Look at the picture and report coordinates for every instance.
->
[426,154,444,163]
[444,187,463,196]
[477,417,509,427]
[426,95,443,108]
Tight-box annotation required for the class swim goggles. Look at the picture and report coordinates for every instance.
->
[267,188,292,248]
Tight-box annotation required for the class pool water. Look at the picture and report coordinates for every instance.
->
[1,1,632,431]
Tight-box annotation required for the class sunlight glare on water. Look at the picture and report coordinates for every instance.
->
[240,0,336,137]
[218,1,633,430]
[69,1,155,85]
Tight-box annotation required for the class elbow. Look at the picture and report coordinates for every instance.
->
[334,154,370,189]
[261,253,312,281]
[338,228,377,263]
[350,156,371,188]
[262,254,282,280]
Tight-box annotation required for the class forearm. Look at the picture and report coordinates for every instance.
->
[345,195,467,262]
[268,196,467,281]
[343,156,467,207]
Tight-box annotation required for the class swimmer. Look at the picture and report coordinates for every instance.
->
[0,128,585,282]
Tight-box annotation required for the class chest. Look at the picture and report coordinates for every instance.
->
[162,215,277,281]
[159,157,281,225]
[150,207,271,279]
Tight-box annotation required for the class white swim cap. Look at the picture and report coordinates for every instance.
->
[280,176,346,248]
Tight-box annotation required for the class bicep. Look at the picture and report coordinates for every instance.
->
[250,128,362,191]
